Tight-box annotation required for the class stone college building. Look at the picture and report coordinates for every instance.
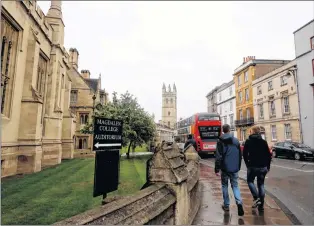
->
[1,1,108,177]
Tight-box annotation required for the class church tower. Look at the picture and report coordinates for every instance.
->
[162,83,177,129]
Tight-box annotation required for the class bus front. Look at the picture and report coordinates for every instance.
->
[194,113,221,155]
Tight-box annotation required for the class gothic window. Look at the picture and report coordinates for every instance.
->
[1,15,19,117]
[100,94,104,104]
[36,54,47,97]
[170,98,173,104]
[168,111,170,116]
[166,98,168,104]
[70,90,78,104]
[80,113,89,124]
[83,138,87,149]
[168,121,170,127]
[78,138,83,149]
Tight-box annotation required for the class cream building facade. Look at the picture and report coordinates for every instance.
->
[162,83,177,129]
[252,60,301,146]
[216,80,237,138]
[1,0,108,177]
[155,122,175,144]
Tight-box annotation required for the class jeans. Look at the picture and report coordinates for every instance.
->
[221,171,243,206]
[247,167,268,204]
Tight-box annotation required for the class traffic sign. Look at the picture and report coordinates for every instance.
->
[93,117,123,151]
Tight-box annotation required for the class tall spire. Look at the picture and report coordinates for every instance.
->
[162,83,166,92]
[47,0,63,18]
[173,83,176,93]
[168,84,171,92]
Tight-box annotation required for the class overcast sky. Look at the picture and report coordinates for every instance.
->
[39,1,313,122]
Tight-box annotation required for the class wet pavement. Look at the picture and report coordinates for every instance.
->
[200,157,314,225]
[193,164,293,225]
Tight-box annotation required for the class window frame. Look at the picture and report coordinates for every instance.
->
[284,123,292,140]
[244,71,249,82]
[271,125,277,141]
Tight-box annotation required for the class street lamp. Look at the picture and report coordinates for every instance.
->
[92,94,96,116]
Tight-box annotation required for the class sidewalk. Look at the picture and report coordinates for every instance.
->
[193,164,293,225]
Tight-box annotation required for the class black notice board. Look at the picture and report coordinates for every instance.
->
[93,117,123,151]
[93,150,120,197]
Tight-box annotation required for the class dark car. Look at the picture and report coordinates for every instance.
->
[272,141,314,161]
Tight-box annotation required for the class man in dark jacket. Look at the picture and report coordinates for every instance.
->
[215,124,244,216]
[243,125,272,212]
[184,134,197,151]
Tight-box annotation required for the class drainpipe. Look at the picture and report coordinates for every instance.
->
[293,68,304,143]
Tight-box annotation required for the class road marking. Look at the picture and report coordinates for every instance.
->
[200,159,314,173]
[271,164,314,173]
[294,162,314,166]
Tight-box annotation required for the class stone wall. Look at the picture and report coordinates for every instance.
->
[54,142,201,225]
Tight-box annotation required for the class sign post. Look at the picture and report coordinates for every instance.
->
[92,117,123,199]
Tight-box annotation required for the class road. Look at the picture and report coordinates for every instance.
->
[201,156,314,225]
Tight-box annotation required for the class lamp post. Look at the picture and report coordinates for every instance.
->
[92,94,96,116]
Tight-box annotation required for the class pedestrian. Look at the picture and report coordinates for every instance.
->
[184,134,197,151]
[214,124,244,216]
[243,125,272,212]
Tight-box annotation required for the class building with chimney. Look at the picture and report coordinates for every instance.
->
[233,56,290,141]
[252,60,301,146]
[161,83,177,129]
[0,1,107,177]
[293,20,314,147]
[69,58,109,157]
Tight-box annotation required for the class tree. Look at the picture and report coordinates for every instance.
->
[81,91,156,159]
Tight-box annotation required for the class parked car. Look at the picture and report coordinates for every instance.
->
[272,141,314,161]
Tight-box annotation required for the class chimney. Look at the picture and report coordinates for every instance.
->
[81,70,90,79]
[69,48,79,70]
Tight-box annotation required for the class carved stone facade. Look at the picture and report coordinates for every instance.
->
[0,1,107,178]
[162,83,177,129]
[69,58,109,157]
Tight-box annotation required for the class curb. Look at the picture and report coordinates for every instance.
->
[199,161,302,225]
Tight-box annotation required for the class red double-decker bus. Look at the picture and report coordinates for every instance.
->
[175,112,222,155]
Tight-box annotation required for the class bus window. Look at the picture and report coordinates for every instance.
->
[198,115,220,121]
[198,126,221,140]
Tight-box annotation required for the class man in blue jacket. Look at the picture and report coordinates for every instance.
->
[215,124,244,216]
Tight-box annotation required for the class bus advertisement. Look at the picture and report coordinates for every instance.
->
[175,112,222,154]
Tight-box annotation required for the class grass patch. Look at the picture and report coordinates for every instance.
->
[1,156,149,225]
[120,144,148,154]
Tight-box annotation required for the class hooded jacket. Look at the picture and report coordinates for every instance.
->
[215,133,242,173]
[243,133,271,169]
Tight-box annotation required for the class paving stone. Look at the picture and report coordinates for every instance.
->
[193,164,293,225]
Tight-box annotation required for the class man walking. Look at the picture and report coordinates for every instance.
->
[243,125,272,212]
[184,134,197,151]
[215,124,244,216]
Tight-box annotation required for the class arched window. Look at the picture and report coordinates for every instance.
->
[170,98,173,104]
[79,139,83,149]
[168,111,171,116]
[166,98,168,104]
[83,139,87,149]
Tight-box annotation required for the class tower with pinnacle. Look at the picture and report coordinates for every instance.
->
[162,83,177,129]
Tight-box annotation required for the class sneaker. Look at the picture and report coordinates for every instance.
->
[258,205,264,212]
[221,204,230,212]
[252,198,261,208]
[237,204,244,216]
